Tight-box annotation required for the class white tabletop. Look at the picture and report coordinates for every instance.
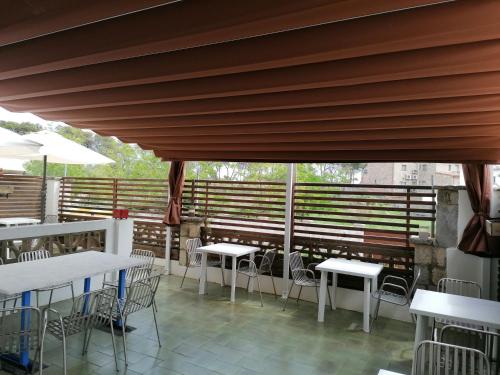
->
[0,251,146,295]
[0,217,40,226]
[410,289,500,329]
[316,258,383,278]
[378,370,406,375]
[197,243,260,257]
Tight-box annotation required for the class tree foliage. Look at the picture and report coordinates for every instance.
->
[2,121,366,183]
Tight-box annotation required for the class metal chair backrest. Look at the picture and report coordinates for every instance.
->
[127,249,155,282]
[289,251,309,282]
[130,249,155,269]
[18,249,50,262]
[186,238,203,266]
[0,306,41,359]
[440,325,500,363]
[409,265,422,296]
[122,274,161,317]
[437,278,481,298]
[259,249,276,273]
[63,287,118,337]
[413,340,489,375]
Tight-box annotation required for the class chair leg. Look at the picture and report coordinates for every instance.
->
[70,283,75,304]
[220,262,225,286]
[36,291,40,308]
[296,286,303,303]
[371,295,382,329]
[314,285,319,304]
[327,286,333,311]
[121,317,128,366]
[61,335,67,375]
[255,276,263,307]
[282,282,294,311]
[270,272,277,298]
[152,305,161,347]
[48,290,54,308]
[108,320,119,372]
[180,264,189,288]
[83,326,94,355]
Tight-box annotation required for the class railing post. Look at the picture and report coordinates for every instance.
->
[282,163,296,298]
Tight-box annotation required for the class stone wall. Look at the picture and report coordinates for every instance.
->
[413,186,464,289]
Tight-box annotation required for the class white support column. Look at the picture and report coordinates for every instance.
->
[282,163,296,298]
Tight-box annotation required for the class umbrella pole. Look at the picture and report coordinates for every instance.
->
[40,155,47,223]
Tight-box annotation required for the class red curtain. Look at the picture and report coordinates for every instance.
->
[458,164,491,254]
[163,161,185,225]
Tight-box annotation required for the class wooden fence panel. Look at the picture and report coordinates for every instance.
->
[0,174,42,219]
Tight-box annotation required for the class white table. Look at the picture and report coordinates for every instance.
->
[0,217,40,227]
[0,250,145,369]
[197,243,260,303]
[378,370,406,375]
[410,289,500,350]
[316,258,383,333]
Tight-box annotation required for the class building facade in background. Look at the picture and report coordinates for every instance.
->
[361,163,462,186]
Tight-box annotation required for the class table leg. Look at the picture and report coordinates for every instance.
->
[199,252,208,295]
[414,314,429,352]
[20,291,31,368]
[363,278,370,333]
[331,272,337,310]
[221,255,225,287]
[116,270,126,328]
[248,252,255,293]
[317,271,327,322]
[82,277,91,314]
[231,256,237,303]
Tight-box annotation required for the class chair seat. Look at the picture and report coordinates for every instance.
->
[45,313,88,340]
[372,290,408,306]
[294,278,317,287]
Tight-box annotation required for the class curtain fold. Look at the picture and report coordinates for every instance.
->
[163,160,185,225]
[457,164,491,254]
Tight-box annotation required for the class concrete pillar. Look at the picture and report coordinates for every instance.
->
[435,187,460,248]
[179,216,203,266]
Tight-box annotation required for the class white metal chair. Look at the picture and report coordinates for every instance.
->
[433,278,482,339]
[116,273,161,366]
[237,249,277,307]
[18,250,75,308]
[0,306,43,374]
[439,324,499,373]
[42,287,120,375]
[180,238,224,288]
[103,249,155,289]
[413,340,489,375]
[372,266,422,324]
[282,251,332,311]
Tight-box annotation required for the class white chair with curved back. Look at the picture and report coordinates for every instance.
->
[180,238,225,288]
[18,250,75,307]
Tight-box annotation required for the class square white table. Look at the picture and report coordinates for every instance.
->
[410,289,500,350]
[316,258,383,333]
[0,251,145,369]
[197,243,260,303]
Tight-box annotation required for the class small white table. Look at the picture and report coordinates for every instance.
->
[316,258,383,333]
[0,251,145,369]
[410,289,500,350]
[378,370,406,375]
[197,243,260,303]
[0,218,40,227]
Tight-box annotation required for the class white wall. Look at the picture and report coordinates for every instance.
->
[45,178,60,218]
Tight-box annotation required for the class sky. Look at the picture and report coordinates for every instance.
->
[0,106,66,128]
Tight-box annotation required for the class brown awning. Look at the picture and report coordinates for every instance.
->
[1,0,500,163]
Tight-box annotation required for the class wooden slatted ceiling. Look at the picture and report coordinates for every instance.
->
[1,0,500,163]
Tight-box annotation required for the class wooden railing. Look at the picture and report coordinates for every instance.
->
[59,177,178,258]
[60,177,436,278]
[0,174,42,219]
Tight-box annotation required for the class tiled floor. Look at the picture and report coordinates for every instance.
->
[2,275,415,375]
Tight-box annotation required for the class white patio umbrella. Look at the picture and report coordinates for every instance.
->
[1,129,115,221]
[0,127,42,157]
